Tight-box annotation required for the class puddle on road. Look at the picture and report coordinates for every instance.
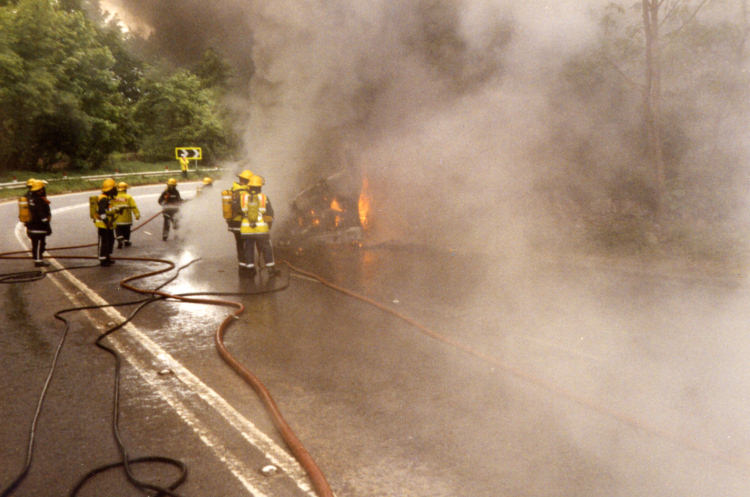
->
[146,301,228,353]
[1,285,55,356]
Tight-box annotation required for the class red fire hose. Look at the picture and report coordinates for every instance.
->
[2,212,335,497]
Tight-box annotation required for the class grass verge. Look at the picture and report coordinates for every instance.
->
[0,160,219,200]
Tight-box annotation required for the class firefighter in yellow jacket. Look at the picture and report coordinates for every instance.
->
[114,182,140,248]
[239,174,277,276]
[95,178,120,266]
[227,170,252,268]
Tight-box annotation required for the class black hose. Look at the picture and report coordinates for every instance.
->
[1,224,334,497]
[68,258,200,497]
[0,295,156,497]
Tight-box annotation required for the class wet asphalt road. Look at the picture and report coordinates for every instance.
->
[2,184,750,496]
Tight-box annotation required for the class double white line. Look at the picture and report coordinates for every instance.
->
[14,215,315,497]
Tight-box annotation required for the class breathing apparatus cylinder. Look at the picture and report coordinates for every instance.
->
[221,190,233,220]
[89,196,99,221]
[18,196,30,223]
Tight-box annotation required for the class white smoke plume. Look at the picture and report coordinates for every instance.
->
[236,1,604,252]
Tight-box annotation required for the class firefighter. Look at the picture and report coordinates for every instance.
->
[196,176,213,197]
[114,182,140,248]
[158,177,182,241]
[95,178,119,266]
[26,179,52,267]
[227,169,253,270]
[239,174,277,276]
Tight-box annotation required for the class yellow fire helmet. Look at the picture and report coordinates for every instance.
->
[167,177,177,186]
[102,178,116,192]
[238,169,254,182]
[26,178,36,187]
[248,175,264,187]
[30,179,46,192]
[202,177,213,185]
[117,181,128,191]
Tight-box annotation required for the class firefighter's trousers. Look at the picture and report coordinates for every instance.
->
[241,233,275,269]
[28,233,47,262]
[98,228,114,262]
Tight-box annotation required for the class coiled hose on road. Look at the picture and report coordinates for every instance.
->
[5,209,750,495]
[0,212,335,497]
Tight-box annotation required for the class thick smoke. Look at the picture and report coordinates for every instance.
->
[103,0,601,251]
[237,1,601,252]
[102,0,256,81]
[102,1,750,256]
[101,2,750,496]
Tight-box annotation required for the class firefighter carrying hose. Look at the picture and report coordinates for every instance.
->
[239,174,277,277]
[24,179,52,267]
[114,182,140,248]
[158,178,183,241]
[94,178,120,266]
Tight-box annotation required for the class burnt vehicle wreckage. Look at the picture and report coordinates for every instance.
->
[278,169,368,247]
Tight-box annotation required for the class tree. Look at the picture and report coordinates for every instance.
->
[0,0,132,170]
[642,0,665,213]
[546,0,749,250]
[192,48,233,90]
[641,0,717,215]
[133,69,236,162]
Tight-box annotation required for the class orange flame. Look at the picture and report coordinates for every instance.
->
[358,178,371,229]
[330,198,344,212]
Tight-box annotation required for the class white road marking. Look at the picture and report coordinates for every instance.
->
[13,216,316,497]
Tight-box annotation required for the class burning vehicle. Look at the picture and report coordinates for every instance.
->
[278,169,371,247]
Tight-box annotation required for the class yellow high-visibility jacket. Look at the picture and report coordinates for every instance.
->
[113,192,140,225]
[239,191,270,235]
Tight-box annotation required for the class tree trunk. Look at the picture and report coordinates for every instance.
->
[740,0,749,61]
[642,0,666,217]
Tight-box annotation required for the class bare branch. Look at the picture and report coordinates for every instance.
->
[660,0,683,26]
[602,51,644,91]
[664,0,714,38]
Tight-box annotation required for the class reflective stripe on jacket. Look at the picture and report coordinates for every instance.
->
[239,191,269,234]
[113,193,140,225]
[26,193,51,234]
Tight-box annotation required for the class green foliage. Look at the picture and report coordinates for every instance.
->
[192,48,233,90]
[134,69,236,162]
[0,0,238,174]
[0,0,130,170]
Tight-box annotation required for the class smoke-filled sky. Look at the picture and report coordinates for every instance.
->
[101,0,750,285]
[100,0,613,249]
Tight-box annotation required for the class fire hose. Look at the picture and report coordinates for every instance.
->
[5,203,750,494]
[0,211,335,497]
